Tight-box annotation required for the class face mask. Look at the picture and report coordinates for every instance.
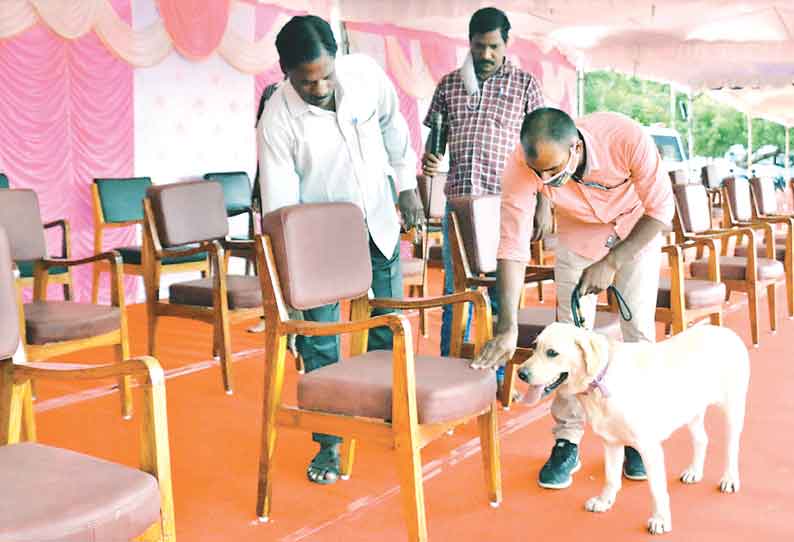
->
[544,145,578,188]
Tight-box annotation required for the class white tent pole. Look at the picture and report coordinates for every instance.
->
[786,126,791,181]
[577,68,585,117]
[783,124,791,184]
[747,113,753,174]
[687,92,694,160]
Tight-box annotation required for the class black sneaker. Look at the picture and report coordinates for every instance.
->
[538,439,581,489]
[623,446,647,480]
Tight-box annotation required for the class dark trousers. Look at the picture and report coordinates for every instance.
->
[297,235,403,447]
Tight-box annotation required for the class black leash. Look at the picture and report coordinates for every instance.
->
[571,283,633,329]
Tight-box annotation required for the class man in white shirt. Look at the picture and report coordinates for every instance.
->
[258,15,424,485]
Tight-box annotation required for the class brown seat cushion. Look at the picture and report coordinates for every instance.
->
[691,256,784,281]
[401,257,424,278]
[734,243,786,262]
[514,307,621,348]
[298,350,496,425]
[168,275,262,309]
[0,442,161,542]
[23,302,120,345]
[657,276,726,310]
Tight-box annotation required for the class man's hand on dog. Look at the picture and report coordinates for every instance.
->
[471,327,518,370]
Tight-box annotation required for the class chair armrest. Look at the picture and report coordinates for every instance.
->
[369,290,487,311]
[222,238,255,250]
[40,250,122,269]
[154,241,214,261]
[11,356,163,386]
[43,218,70,259]
[281,312,408,337]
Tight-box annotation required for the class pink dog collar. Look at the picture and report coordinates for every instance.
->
[584,361,611,398]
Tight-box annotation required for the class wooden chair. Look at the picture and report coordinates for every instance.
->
[417,174,446,268]
[445,195,621,407]
[0,189,133,418]
[673,183,784,346]
[2,180,73,300]
[143,180,262,394]
[656,241,725,335]
[0,227,176,541]
[722,176,794,320]
[203,171,256,274]
[255,202,501,542]
[91,177,209,304]
[401,227,430,337]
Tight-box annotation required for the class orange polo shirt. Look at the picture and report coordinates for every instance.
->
[497,112,674,263]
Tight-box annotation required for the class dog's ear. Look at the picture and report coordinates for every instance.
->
[574,330,609,377]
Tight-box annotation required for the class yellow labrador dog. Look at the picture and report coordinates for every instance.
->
[520,322,750,535]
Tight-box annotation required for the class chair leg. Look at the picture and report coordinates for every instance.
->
[256,332,288,523]
[116,340,133,420]
[395,433,428,542]
[500,359,518,409]
[91,265,101,304]
[747,286,760,347]
[710,310,723,327]
[22,381,36,442]
[787,267,794,318]
[216,314,234,395]
[767,283,778,333]
[478,405,502,507]
[340,438,356,480]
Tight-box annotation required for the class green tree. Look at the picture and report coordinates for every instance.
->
[584,70,788,160]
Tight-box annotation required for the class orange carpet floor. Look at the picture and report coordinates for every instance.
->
[30,270,794,541]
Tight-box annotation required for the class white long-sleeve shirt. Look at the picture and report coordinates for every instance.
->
[257,54,417,257]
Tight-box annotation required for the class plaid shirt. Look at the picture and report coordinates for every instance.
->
[424,60,544,197]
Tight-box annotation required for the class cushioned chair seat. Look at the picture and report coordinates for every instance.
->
[16,260,68,278]
[734,243,786,261]
[169,275,261,309]
[0,442,161,542]
[401,257,424,278]
[514,307,621,348]
[428,245,443,267]
[691,256,784,281]
[298,350,496,425]
[117,245,207,266]
[23,302,120,345]
[657,276,726,309]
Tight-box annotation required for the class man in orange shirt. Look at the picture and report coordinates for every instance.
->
[473,107,674,490]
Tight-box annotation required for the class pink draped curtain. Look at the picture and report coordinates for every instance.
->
[157,0,231,60]
[0,0,134,303]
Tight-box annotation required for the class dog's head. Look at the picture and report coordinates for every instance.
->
[519,322,611,405]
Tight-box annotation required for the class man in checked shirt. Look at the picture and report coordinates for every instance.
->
[421,7,544,363]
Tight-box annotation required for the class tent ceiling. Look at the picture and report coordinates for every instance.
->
[338,1,794,87]
[336,0,794,122]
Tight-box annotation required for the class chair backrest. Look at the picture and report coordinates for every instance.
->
[0,173,8,189]
[261,203,372,311]
[146,181,228,248]
[417,174,447,220]
[0,227,19,360]
[724,176,754,222]
[0,189,47,260]
[749,176,778,216]
[672,184,712,234]
[203,171,252,214]
[701,164,725,190]
[447,195,500,275]
[668,169,688,185]
[94,177,153,224]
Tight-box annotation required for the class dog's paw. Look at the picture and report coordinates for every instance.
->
[585,495,614,513]
[647,514,672,535]
[719,474,740,493]
[680,465,703,484]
